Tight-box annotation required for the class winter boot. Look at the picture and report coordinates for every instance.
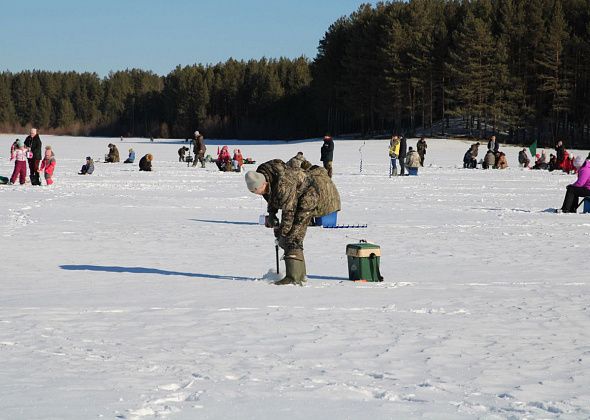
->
[274,251,306,286]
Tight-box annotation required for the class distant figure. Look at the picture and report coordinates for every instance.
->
[105,143,120,163]
[139,154,153,171]
[548,154,558,171]
[39,145,56,185]
[320,135,334,178]
[416,137,427,166]
[463,148,477,169]
[150,137,154,142]
[487,136,499,154]
[559,156,590,213]
[496,152,508,169]
[24,128,42,185]
[405,147,421,175]
[79,157,94,175]
[9,139,28,185]
[232,149,244,172]
[287,152,312,170]
[192,131,206,168]
[555,140,565,169]
[389,136,401,176]
[124,148,135,163]
[120,136,123,142]
[178,146,189,162]
[398,136,407,176]
[216,146,232,171]
[482,149,495,169]
[518,148,530,168]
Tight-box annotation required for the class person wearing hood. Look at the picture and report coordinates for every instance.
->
[24,128,42,185]
[320,135,334,178]
[244,157,340,286]
[139,154,153,171]
[9,139,29,185]
[559,156,590,213]
[39,145,57,185]
[105,143,120,163]
[482,149,496,169]
[124,148,135,163]
[405,147,421,175]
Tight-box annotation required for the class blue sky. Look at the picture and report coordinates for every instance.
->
[0,0,376,76]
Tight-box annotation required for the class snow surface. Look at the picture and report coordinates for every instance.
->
[1,134,589,420]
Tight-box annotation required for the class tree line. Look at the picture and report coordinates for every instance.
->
[1,0,589,147]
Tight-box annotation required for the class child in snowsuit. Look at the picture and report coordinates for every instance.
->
[10,139,29,185]
[39,146,57,185]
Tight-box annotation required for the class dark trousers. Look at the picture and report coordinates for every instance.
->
[11,160,27,184]
[561,185,590,213]
[28,158,41,185]
[323,160,333,178]
[398,157,406,175]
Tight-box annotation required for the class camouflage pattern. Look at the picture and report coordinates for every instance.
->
[286,152,312,170]
[256,158,341,252]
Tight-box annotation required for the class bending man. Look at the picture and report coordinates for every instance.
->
[245,157,340,285]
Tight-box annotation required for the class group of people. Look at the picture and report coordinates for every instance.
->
[98,143,152,171]
[389,136,426,176]
[3,128,56,186]
[216,145,246,172]
[463,136,508,169]
[531,140,582,174]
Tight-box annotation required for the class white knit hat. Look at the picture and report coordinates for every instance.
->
[194,130,200,137]
[245,171,266,192]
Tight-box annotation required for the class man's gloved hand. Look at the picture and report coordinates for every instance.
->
[265,213,279,228]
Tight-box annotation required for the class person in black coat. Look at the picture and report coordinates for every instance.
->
[555,140,565,169]
[398,136,407,176]
[320,135,334,178]
[139,154,153,171]
[24,128,42,185]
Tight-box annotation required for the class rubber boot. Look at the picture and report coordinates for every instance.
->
[274,251,306,286]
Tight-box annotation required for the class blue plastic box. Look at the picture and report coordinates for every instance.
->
[313,211,338,227]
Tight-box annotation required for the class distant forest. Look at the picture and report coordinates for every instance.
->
[1,0,590,147]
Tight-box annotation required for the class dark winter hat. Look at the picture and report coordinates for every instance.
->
[86,156,91,160]
[245,171,266,192]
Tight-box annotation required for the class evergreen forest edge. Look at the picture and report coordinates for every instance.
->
[1,0,590,148]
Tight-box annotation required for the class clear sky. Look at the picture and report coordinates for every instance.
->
[0,0,376,77]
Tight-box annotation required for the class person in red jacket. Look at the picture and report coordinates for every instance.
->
[39,146,57,185]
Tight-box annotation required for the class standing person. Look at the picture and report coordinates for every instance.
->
[416,137,427,166]
[244,158,340,286]
[139,154,153,171]
[39,145,56,185]
[192,131,206,168]
[555,140,566,170]
[398,136,408,176]
[24,128,42,185]
[559,156,590,213]
[320,135,334,178]
[9,139,29,185]
[389,136,401,176]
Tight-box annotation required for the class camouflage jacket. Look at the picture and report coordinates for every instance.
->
[256,159,341,236]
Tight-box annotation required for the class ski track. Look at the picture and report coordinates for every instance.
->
[1,135,589,419]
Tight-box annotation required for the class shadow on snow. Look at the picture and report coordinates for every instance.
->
[60,265,258,281]
[190,219,259,226]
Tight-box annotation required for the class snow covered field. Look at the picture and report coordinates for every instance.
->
[1,134,589,419]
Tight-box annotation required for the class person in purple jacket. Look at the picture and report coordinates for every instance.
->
[559,153,590,213]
